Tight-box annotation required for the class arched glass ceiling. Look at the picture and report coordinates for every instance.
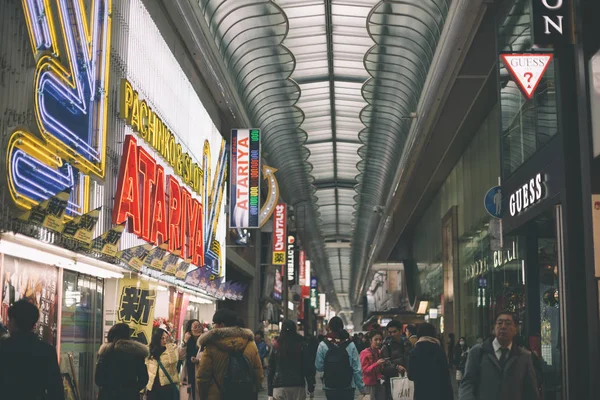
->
[350,0,452,303]
[197,0,454,310]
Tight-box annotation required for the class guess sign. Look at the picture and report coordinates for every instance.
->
[112,135,205,266]
[509,173,545,217]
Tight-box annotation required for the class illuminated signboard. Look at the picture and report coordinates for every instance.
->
[230,129,261,228]
[272,204,286,265]
[7,0,112,216]
[114,75,228,276]
[287,235,296,283]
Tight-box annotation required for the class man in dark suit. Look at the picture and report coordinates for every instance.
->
[459,311,539,400]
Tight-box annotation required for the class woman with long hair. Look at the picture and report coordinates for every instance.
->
[95,323,149,400]
[360,330,386,400]
[146,328,182,400]
[267,320,316,400]
[179,320,202,400]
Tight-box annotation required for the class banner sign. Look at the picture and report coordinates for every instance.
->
[287,235,296,284]
[18,189,71,233]
[185,267,210,290]
[144,243,170,270]
[531,0,571,45]
[230,129,261,228]
[273,268,283,301]
[117,278,156,344]
[176,261,191,280]
[272,203,286,265]
[299,250,306,287]
[91,223,125,257]
[161,252,180,275]
[310,277,318,309]
[117,243,153,271]
[63,207,101,244]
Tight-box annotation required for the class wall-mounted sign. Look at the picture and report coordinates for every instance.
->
[319,293,326,317]
[310,281,318,309]
[484,186,503,218]
[272,203,287,265]
[287,235,296,283]
[508,173,545,217]
[500,54,553,99]
[230,129,261,228]
[531,0,572,45]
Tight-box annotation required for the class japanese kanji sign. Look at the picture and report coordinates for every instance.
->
[117,278,157,344]
[18,189,71,233]
[500,53,554,99]
[272,203,286,265]
[63,207,101,245]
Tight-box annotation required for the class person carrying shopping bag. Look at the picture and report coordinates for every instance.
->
[146,328,182,400]
[359,330,386,400]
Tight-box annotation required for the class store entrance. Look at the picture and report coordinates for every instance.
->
[506,208,564,400]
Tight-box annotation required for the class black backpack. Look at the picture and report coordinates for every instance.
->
[323,341,353,389]
[219,351,256,399]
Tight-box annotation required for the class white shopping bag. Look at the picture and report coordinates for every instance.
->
[390,377,414,400]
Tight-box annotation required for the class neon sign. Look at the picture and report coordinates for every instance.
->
[8,0,112,215]
[113,135,205,267]
[230,129,261,228]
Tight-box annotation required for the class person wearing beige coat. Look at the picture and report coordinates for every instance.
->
[146,329,183,400]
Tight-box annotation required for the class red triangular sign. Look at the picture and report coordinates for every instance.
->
[500,53,554,99]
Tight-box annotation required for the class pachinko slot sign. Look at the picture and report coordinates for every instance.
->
[230,129,261,228]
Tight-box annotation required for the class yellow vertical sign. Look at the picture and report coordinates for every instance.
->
[117,278,156,345]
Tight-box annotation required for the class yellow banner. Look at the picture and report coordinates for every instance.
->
[63,207,101,244]
[91,223,125,257]
[19,189,71,233]
[117,278,156,345]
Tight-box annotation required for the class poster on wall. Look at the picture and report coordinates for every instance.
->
[1,258,59,345]
[116,278,156,344]
[230,129,261,229]
[272,203,286,265]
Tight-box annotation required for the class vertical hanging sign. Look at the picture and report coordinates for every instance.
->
[230,129,261,228]
[287,235,296,284]
[272,203,286,265]
[500,54,554,99]
[531,0,572,46]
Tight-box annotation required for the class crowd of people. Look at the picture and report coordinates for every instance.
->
[0,299,543,400]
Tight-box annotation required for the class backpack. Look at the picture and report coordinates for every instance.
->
[219,351,256,399]
[323,341,353,389]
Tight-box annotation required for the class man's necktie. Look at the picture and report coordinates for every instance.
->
[499,347,510,369]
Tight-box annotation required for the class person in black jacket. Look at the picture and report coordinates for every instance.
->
[95,323,149,400]
[268,319,316,399]
[407,323,453,400]
[0,299,64,400]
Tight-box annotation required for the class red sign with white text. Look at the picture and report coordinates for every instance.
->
[112,135,205,266]
[272,203,286,265]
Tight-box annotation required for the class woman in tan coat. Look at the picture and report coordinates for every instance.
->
[196,309,263,400]
[146,328,182,400]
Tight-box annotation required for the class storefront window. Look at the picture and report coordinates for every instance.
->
[60,271,104,400]
[498,0,559,177]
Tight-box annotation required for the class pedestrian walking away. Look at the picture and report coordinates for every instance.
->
[196,309,264,400]
[146,328,182,400]
[96,323,149,400]
[359,330,386,400]
[454,337,469,383]
[459,311,540,400]
[0,299,65,400]
[407,323,453,400]
[268,319,316,400]
[315,316,365,400]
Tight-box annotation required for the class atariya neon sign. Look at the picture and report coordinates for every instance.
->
[7,0,112,216]
[113,135,205,265]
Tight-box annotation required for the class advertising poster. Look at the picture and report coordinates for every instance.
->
[116,278,156,344]
[230,129,261,228]
[63,207,101,245]
[272,203,286,265]
[1,258,59,345]
[273,268,283,301]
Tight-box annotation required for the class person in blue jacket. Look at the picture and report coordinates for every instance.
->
[315,316,365,400]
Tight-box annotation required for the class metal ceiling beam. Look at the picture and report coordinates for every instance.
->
[313,179,356,189]
[324,0,340,238]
